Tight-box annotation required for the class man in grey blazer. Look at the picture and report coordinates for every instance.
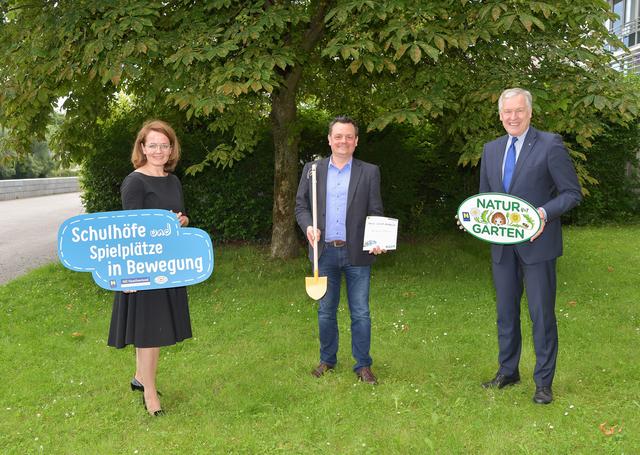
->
[479,88,582,404]
[295,116,385,384]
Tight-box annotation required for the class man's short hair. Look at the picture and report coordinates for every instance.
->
[328,116,359,136]
[498,88,533,112]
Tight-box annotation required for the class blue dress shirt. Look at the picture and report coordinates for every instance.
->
[325,158,352,242]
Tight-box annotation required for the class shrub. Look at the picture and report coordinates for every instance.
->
[567,122,640,225]
[79,111,141,213]
[79,102,640,245]
[0,140,56,179]
[181,132,274,243]
[79,103,275,242]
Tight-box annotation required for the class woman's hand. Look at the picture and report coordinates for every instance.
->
[176,212,189,227]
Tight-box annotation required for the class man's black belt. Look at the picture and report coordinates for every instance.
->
[327,240,346,247]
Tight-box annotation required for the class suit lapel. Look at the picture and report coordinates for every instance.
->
[317,158,329,217]
[347,159,361,210]
[509,128,538,190]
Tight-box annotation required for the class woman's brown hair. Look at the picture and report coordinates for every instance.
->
[131,120,181,171]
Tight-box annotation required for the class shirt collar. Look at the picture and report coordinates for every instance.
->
[329,157,352,170]
[509,128,529,145]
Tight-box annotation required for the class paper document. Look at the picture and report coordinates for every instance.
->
[362,216,398,251]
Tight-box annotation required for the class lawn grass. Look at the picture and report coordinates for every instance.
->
[0,225,638,454]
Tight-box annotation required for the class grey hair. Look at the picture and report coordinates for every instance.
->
[498,88,532,112]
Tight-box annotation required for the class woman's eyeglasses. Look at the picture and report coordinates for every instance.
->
[145,143,172,152]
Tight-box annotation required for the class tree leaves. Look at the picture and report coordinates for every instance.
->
[0,0,638,205]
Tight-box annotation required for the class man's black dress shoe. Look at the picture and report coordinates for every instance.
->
[482,373,520,389]
[533,386,553,404]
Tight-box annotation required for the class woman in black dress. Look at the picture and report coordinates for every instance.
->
[108,120,191,416]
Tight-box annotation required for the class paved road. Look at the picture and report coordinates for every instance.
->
[0,192,84,285]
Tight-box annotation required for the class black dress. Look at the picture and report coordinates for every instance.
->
[107,171,193,348]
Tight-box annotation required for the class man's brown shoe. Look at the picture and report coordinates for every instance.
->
[355,366,378,385]
[311,362,334,378]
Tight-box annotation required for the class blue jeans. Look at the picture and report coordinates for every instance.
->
[317,244,372,371]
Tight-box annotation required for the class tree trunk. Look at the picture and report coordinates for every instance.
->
[270,79,301,259]
[269,0,331,259]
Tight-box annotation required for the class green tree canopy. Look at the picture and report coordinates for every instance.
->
[1,0,638,257]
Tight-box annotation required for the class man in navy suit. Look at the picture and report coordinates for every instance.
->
[295,116,385,384]
[479,88,582,404]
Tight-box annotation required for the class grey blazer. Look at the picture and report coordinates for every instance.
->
[295,157,384,266]
[479,127,582,264]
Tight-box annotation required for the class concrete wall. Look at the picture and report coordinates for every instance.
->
[0,177,80,201]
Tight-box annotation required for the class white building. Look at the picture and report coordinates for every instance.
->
[607,0,640,73]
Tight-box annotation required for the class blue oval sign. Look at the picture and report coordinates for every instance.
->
[58,209,214,291]
[457,193,542,244]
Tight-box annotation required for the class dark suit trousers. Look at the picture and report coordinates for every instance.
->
[492,246,558,387]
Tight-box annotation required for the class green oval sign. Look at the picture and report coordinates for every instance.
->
[457,193,542,245]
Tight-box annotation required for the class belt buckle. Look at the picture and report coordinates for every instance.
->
[332,240,346,247]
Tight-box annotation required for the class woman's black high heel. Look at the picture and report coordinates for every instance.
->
[142,395,165,416]
[130,377,144,392]
[130,378,161,395]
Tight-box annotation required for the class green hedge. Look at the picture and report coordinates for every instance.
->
[568,123,640,225]
[80,114,138,213]
[79,104,639,243]
[79,108,276,243]
[180,133,274,243]
[79,107,444,242]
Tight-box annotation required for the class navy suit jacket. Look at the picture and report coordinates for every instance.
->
[479,127,582,264]
[295,157,384,266]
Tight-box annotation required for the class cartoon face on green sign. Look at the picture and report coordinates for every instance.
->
[457,193,542,245]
